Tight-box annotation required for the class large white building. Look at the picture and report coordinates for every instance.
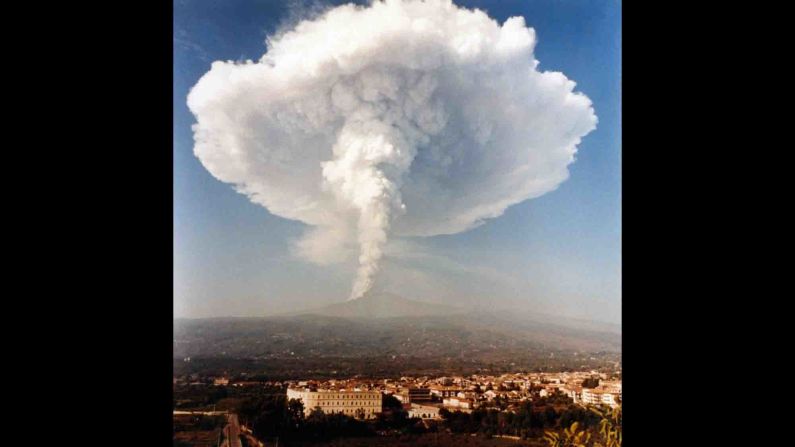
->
[580,388,621,408]
[408,403,442,420]
[443,397,475,409]
[286,388,382,419]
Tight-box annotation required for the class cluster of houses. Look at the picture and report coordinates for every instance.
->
[176,371,621,421]
[278,371,621,421]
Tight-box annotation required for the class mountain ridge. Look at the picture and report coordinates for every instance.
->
[173,294,620,363]
[291,292,465,319]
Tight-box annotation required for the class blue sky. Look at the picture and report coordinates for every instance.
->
[174,0,621,323]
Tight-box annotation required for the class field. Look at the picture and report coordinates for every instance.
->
[173,414,227,447]
[173,430,222,447]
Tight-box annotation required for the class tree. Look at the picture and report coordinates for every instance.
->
[286,398,305,425]
[544,421,591,447]
[590,406,621,447]
[197,415,226,431]
[581,378,600,389]
[543,406,558,427]
[382,394,403,411]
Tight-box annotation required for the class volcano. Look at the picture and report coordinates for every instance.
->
[297,292,464,319]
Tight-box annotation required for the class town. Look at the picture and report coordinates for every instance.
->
[284,370,622,420]
[174,370,622,446]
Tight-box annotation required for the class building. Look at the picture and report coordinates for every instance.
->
[599,381,622,396]
[539,389,548,397]
[408,387,433,403]
[562,385,583,404]
[408,403,442,420]
[231,381,264,387]
[286,388,382,419]
[581,388,620,409]
[393,390,409,403]
[443,397,475,410]
[599,393,619,408]
[429,385,464,398]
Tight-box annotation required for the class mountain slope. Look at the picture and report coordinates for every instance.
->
[174,297,620,361]
[297,292,464,319]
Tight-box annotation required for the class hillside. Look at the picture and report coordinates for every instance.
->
[174,295,620,365]
[295,292,465,319]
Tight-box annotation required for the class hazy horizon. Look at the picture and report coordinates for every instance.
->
[172,291,622,329]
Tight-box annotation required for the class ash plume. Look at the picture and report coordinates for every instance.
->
[187,0,597,300]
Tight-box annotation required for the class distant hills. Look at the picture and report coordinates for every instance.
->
[294,292,465,319]
[174,294,620,366]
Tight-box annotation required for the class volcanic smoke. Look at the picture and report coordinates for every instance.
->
[187,0,597,300]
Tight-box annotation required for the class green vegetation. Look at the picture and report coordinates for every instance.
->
[173,315,621,380]
[591,406,621,447]
[173,414,226,447]
[439,401,610,440]
[238,395,375,445]
[174,384,621,446]
[174,385,230,409]
[173,414,227,432]
[543,406,621,447]
[174,353,620,382]
[293,432,549,446]
[543,422,591,447]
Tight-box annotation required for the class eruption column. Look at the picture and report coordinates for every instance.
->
[186,0,598,302]
[322,122,414,299]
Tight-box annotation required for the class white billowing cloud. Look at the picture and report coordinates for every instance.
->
[187,0,597,300]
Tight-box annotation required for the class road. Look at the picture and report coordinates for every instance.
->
[240,422,266,447]
[222,414,243,447]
